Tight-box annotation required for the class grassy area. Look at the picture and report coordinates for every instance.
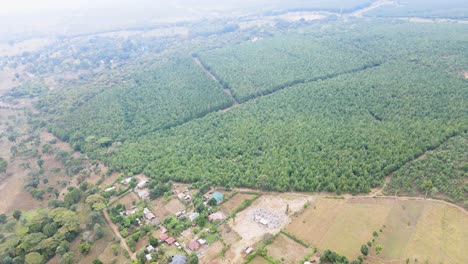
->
[286,197,468,262]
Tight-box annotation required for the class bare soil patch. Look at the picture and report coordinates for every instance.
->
[219,224,241,245]
[267,233,311,263]
[150,197,186,221]
[199,240,224,263]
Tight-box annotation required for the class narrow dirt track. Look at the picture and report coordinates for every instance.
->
[103,209,136,260]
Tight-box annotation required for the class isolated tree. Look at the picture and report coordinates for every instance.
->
[13,210,22,220]
[421,179,433,198]
[360,244,369,256]
[375,245,383,255]
[0,213,7,224]
[188,253,199,264]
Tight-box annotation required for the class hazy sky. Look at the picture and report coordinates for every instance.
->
[0,0,132,14]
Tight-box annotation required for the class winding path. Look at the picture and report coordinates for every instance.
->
[103,209,137,260]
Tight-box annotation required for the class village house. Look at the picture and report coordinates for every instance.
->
[145,254,152,261]
[212,191,224,204]
[159,225,168,234]
[166,237,176,245]
[146,245,155,252]
[121,177,132,184]
[170,255,187,264]
[137,190,149,199]
[187,240,201,251]
[159,233,168,241]
[244,247,254,255]
[208,212,225,221]
[189,212,200,222]
[137,180,147,189]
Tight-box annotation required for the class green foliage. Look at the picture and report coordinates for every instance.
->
[188,253,199,264]
[111,61,467,193]
[24,252,44,264]
[78,241,91,255]
[360,244,368,256]
[197,33,379,102]
[365,0,468,19]
[13,211,22,221]
[386,133,468,201]
[0,158,7,174]
[39,55,233,156]
[320,249,349,264]
[0,208,79,263]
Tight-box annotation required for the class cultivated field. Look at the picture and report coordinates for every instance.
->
[221,193,257,214]
[286,197,468,263]
[266,233,311,263]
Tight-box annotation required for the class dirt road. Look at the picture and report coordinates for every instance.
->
[103,209,136,260]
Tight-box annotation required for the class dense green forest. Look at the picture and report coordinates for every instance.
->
[35,20,468,194]
[386,133,468,203]
[37,55,233,152]
[366,0,468,19]
[196,20,467,103]
[197,33,379,102]
[110,62,467,193]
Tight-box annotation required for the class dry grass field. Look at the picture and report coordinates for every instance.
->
[286,197,468,263]
[267,233,311,263]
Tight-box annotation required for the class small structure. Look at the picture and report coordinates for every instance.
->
[189,212,200,222]
[244,247,254,254]
[166,237,176,245]
[187,240,201,251]
[212,192,224,204]
[137,180,147,189]
[143,208,151,215]
[174,242,181,249]
[146,245,155,252]
[159,225,168,234]
[105,187,115,192]
[122,177,132,184]
[208,212,225,221]
[138,190,149,199]
[159,233,168,241]
[145,254,153,261]
[170,255,187,264]
[197,239,207,245]
[259,218,269,226]
[145,212,156,220]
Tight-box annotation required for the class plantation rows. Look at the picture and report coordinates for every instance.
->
[110,62,468,193]
[366,0,468,19]
[39,55,233,152]
[386,132,467,203]
[197,33,380,103]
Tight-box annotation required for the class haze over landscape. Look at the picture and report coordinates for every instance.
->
[0,1,466,264]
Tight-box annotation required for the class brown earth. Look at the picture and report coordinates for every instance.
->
[267,233,311,263]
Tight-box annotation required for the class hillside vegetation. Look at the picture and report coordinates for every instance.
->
[366,0,468,19]
[386,132,468,203]
[37,55,233,151]
[111,62,467,193]
[197,33,379,102]
[37,20,468,194]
